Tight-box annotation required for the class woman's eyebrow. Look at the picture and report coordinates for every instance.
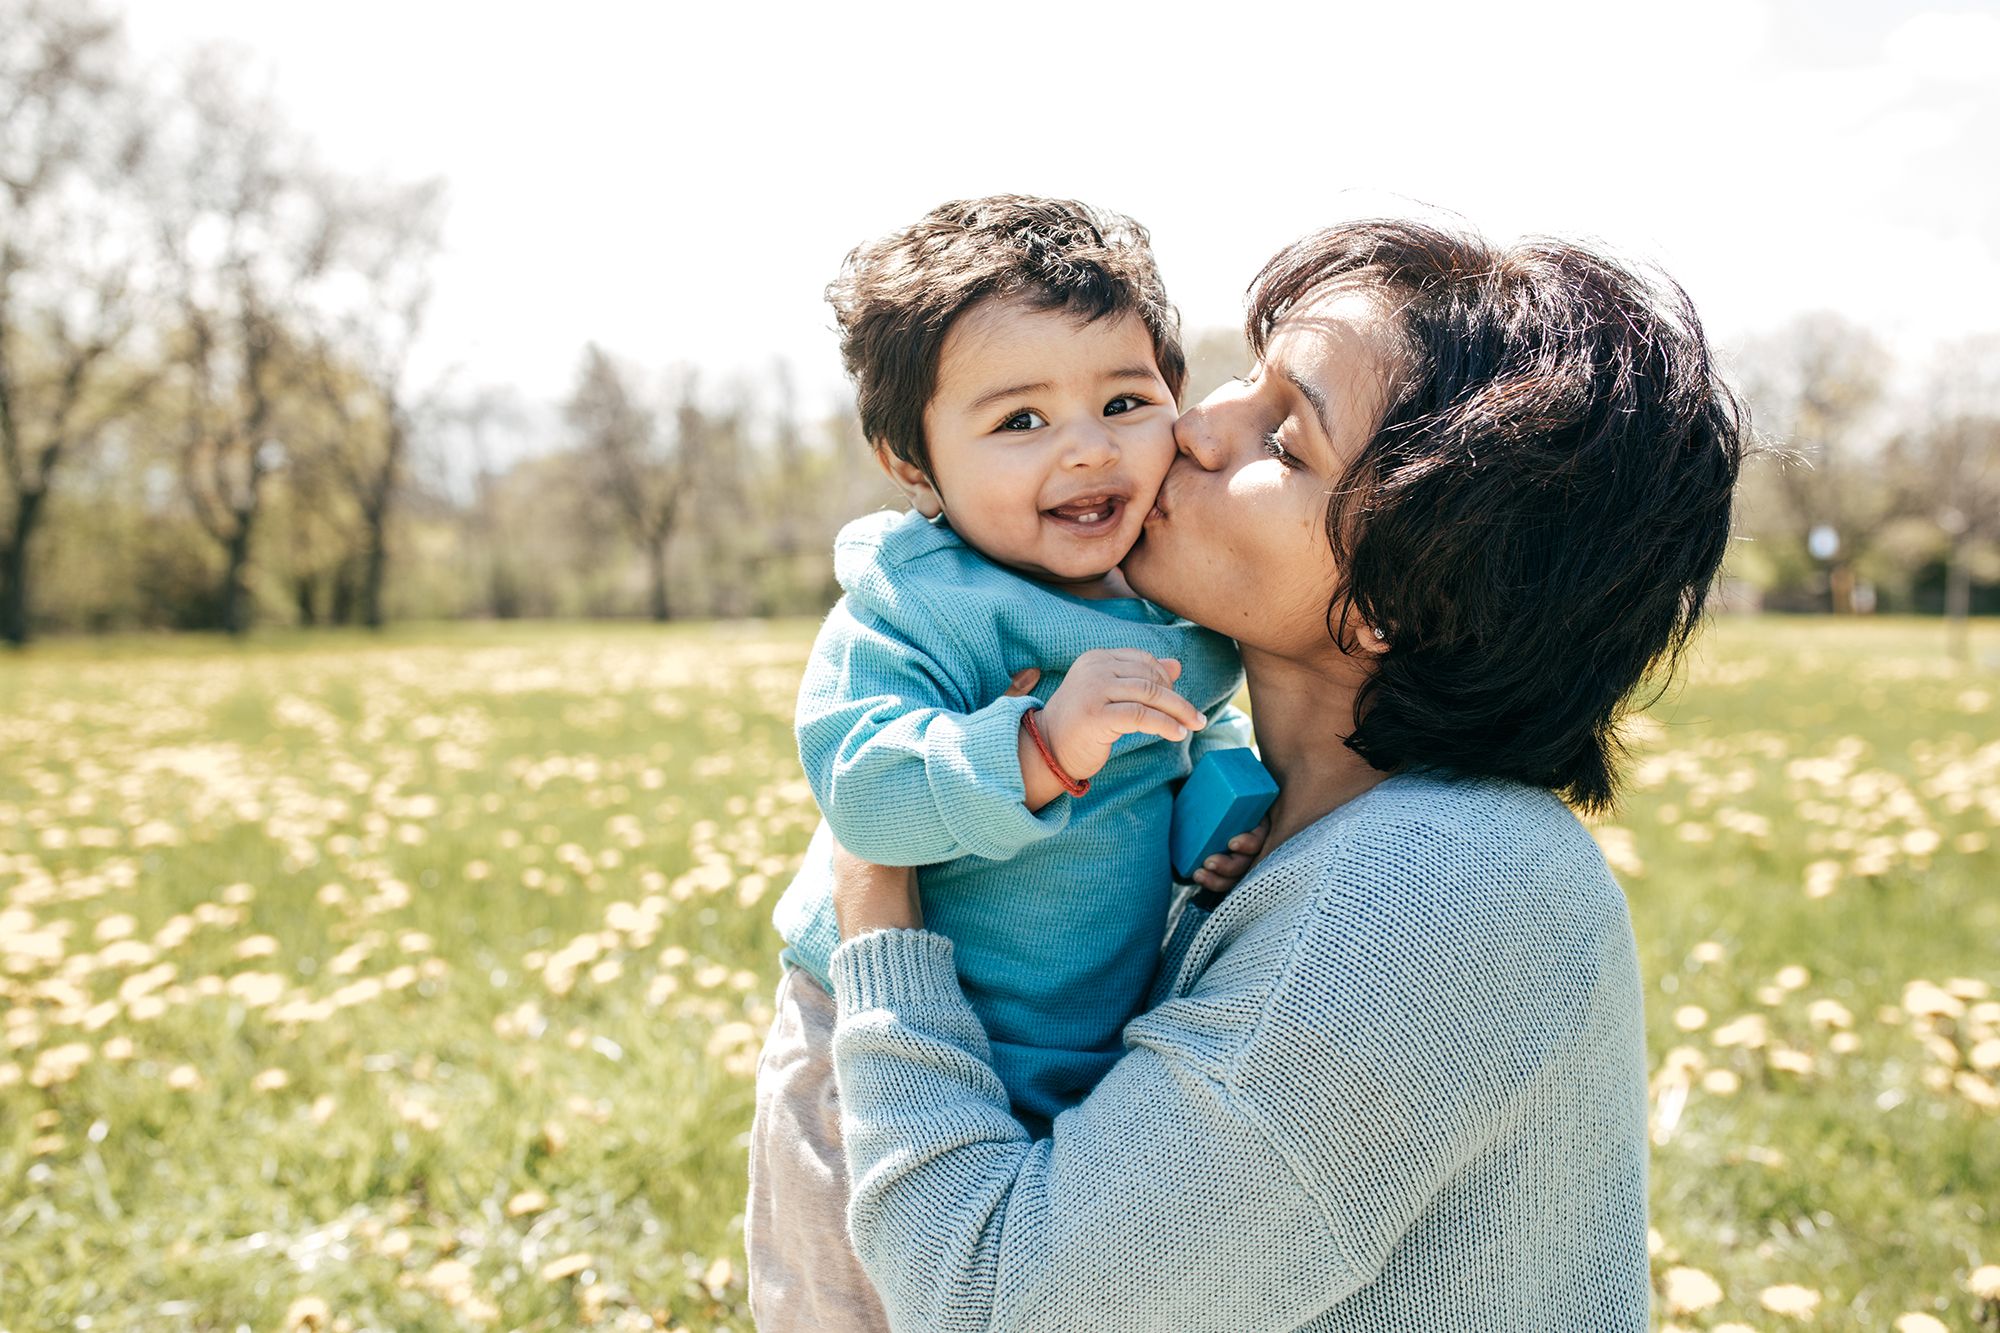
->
[1283,367,1332,442]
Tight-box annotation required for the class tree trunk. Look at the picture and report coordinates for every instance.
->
[361,506,388,629]
[646,533,670,622]
[294,575,318,627]
[1944,537,1972,662]
[220,515,254,636]
[1,486,43,646]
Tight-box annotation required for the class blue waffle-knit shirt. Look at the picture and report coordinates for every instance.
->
[773,508,1250,1127]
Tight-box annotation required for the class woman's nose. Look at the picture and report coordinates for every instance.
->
[1171,397,1231,472]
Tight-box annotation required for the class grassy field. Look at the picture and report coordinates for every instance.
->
[1,617,1996,1332]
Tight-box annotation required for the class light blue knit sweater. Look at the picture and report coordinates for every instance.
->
[773,508,1251,1127]
[828,772,1651,1331]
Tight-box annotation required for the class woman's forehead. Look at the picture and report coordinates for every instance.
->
[1265,286,1400,418]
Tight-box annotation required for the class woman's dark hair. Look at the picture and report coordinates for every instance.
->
[827,195,1187,479]
[1247,220,1745,813]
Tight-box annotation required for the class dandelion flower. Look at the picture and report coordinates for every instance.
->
[1713,1014,1769,1049]
[1702,1069,1741,1096]
[1674,1006,1709,1032]
[1892,1315,1946,1333]
[1662,1266,1724,1314]
[1767,1047,1816,1076]
[1759,1284,1821,1318]
[506,1189,551,1217]
[539,1252,592,1282]
[284,1295,331,1331]
[1967,1264,2000,1299]
[94,914,137,943]
[166,1064,201,1091]
[1904,981,1965,1019]
[252,1068,290,1092]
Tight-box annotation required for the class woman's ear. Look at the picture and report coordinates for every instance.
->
[874,443,945,519]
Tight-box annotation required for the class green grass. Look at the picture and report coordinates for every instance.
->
[1,617,1996,1331]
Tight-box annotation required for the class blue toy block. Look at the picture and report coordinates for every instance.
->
[1170,748,1279,880]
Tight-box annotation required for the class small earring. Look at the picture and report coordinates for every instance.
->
[1370,626,1387,642]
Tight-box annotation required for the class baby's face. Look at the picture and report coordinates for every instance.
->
[915,297,1178,591]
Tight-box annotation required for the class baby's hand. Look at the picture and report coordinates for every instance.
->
[1190,818,1271,897]
[1036,649,1208,785]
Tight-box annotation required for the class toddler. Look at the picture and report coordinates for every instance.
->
[746,195,1260,1332]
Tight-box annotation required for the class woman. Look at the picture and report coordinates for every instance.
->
[823,218,1743,1330]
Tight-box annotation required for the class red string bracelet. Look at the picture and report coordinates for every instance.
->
[1023,709,1089,797]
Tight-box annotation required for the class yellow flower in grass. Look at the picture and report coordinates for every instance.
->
[539,1252,592,1282]
[1759,1284,1821,1318]
[284,1295,330,1331]
[507,1189,551,1217]
[1892,1314,1946,1333]
[1969,1264,2000,1299]
[1661,1266,1724,1314]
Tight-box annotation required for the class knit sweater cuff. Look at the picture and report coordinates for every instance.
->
[925,695,1073,860]
[829,928,965,1017]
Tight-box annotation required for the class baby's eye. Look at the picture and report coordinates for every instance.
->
[1103,394,1149,417]
[1000,409,1048,431]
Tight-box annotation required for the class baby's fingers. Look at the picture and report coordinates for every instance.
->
[1104,699,1202,744]
[1106,672,1207,733]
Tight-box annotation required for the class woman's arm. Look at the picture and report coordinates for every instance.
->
[828,926,1356,1333]
[827,791,1616,1331]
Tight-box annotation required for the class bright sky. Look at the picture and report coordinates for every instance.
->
[121,0,2000,416]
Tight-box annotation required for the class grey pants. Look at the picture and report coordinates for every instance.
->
[745,967,893,1332]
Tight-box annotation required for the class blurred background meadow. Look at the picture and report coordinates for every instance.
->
[2,0,1998,1329]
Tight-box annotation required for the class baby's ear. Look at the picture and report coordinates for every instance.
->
[874,442,945,519]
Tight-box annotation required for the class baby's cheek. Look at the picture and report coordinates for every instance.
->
[1130,415,1180,493]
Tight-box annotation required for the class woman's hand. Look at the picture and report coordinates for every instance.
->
[1190,816,1270,897]
[831,838,922,939]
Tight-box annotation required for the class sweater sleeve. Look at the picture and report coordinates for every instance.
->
[827,793,1617,1330]
[797,600,1073,866]
[828,928,1359,1333]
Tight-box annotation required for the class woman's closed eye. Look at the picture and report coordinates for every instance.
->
[1263,428,1301,468]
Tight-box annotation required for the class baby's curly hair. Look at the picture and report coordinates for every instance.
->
[826,195,1186,479]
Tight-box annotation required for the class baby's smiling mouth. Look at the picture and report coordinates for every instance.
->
[1042,493,1127,533]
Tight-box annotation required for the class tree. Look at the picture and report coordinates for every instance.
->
[0,0,156,644]
[565,346,693,621]
[1734,315,1906,612]
[437,384,532,618]
[152,52,338,635]
[301,174,445,628]
[1901,337,2000,653]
